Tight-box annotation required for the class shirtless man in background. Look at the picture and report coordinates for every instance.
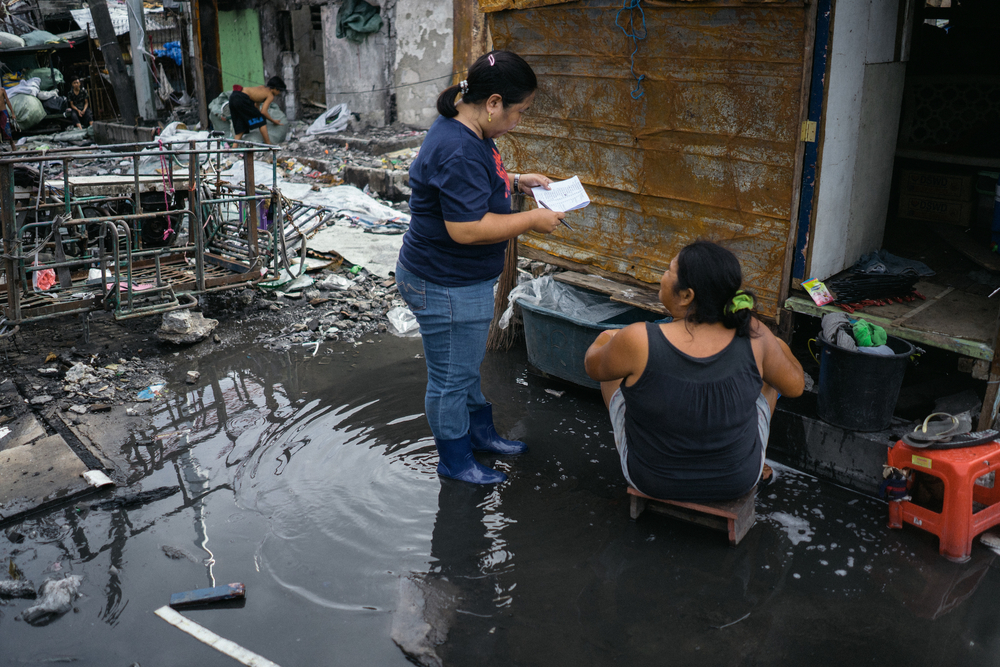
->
[226,76,285,145]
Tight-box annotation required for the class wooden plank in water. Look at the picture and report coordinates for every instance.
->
[554,272,667,316]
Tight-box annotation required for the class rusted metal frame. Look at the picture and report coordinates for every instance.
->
[113,292,196,321]
[775,0,820,339]
[62,159,71,218]
[192,141,206,293]
[245,152,258,266]
[0,162,20,323]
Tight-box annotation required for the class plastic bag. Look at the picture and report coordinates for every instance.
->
[11,94,45,131]
[387,306,420,337]
[498,276,632,329]
[0,32,25,49]
[33,256,55,292]
[307,103,350,136]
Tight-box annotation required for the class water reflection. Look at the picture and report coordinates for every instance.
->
[8,339,1000,666]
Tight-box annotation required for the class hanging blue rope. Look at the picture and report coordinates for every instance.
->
[615,0,647,99]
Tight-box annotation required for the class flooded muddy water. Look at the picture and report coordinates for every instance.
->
[4,334,1000,666]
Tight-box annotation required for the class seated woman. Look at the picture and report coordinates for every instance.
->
[584,241,805,501]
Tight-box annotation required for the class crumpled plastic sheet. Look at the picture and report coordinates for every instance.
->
[387,306,421,337]
[498,276,632,329]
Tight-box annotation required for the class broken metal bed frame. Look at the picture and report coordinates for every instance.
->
[0,138,327,332]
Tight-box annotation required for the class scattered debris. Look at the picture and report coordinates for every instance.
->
[185,371,201,384]
[545,389,565,398]
[169,583,246,609]
[90,485,181,511]
[0,579,37,599]
[155,605,283,667]
[81,470,114,489]
[160,545,202,563]
[156,311,220,345]
[22,575,83,625]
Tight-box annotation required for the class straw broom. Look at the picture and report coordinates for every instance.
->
[487,193,524,351]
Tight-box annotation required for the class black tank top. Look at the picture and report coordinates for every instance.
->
[620,322,764,501]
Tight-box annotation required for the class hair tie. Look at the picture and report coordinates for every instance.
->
[459,79,469,95]
[488,54,496,66]
[726,290,754,314]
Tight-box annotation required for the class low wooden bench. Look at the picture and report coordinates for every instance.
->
[627,485,757,545]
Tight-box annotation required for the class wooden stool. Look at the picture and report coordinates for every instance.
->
[627,485,757,545]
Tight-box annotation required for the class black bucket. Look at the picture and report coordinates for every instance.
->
[816,331,914,432]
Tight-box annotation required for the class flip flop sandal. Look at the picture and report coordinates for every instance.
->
[901,412,963,446]
[905,430,1000,449]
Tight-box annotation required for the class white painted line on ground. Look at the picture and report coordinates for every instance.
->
[154,606,281,667]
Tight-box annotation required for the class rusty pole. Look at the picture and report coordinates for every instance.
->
[0,163,21,323]
[86,0,139,124]
[190,0,210,130]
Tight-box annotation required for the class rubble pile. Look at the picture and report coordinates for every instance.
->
[29,354,168,410]
[255,266,405,350]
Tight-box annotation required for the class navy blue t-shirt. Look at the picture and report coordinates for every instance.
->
[397,116,511,286]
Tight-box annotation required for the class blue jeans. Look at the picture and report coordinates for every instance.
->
[395,263,495,440]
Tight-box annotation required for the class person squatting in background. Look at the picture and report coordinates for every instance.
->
[395,50,566,485]
[225,77,286,145]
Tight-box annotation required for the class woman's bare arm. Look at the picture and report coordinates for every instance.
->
[445,208,564,245]
[584,324,647,383]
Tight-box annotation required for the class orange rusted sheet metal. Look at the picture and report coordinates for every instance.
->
[490,0,811,317]
[479,0,578,13]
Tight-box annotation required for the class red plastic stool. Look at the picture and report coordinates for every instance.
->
[887,439,1000,562]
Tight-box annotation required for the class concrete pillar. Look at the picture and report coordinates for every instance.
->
[127,0,157,121]
[281,52,300,122]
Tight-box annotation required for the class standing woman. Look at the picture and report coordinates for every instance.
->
[396,51,565,485]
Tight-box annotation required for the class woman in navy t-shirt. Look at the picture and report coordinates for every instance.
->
[396,51,565,485]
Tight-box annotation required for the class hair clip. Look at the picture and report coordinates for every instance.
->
[488,54,495,66]
[459,79,469,94]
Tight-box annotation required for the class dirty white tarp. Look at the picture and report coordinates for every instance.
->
[71,1,176,39]
[219,159,409,278]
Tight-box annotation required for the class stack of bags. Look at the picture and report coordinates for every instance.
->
[821,312,896,356]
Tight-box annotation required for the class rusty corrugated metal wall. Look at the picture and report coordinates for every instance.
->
[485,0,813,317]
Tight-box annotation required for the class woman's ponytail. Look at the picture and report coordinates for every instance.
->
[436,84,462,118]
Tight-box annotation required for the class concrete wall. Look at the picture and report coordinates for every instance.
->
[291,5,326,105]
[393,0,452,129]
[322,0,392,127]
[808,0,913,280]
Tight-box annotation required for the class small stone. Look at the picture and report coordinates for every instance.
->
[185,371,200,384]
[307,319,321,332]
[213,334,221,344]
[30,395,53,405]
[68,405,88,414]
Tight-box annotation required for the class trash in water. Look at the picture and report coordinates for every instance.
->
[169,583,246,609]
[545,389,565,398]
[81,470,114,489]
[0,579,37,599]
[22,575,82,625]
[161,545,203,563]
[137,384,166,401]
[90,485,181,511]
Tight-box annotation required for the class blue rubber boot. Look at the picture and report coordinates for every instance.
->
[436,434,507,484]
[469,403,527,455]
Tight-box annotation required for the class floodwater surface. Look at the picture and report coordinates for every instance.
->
[2,336,1000,666]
